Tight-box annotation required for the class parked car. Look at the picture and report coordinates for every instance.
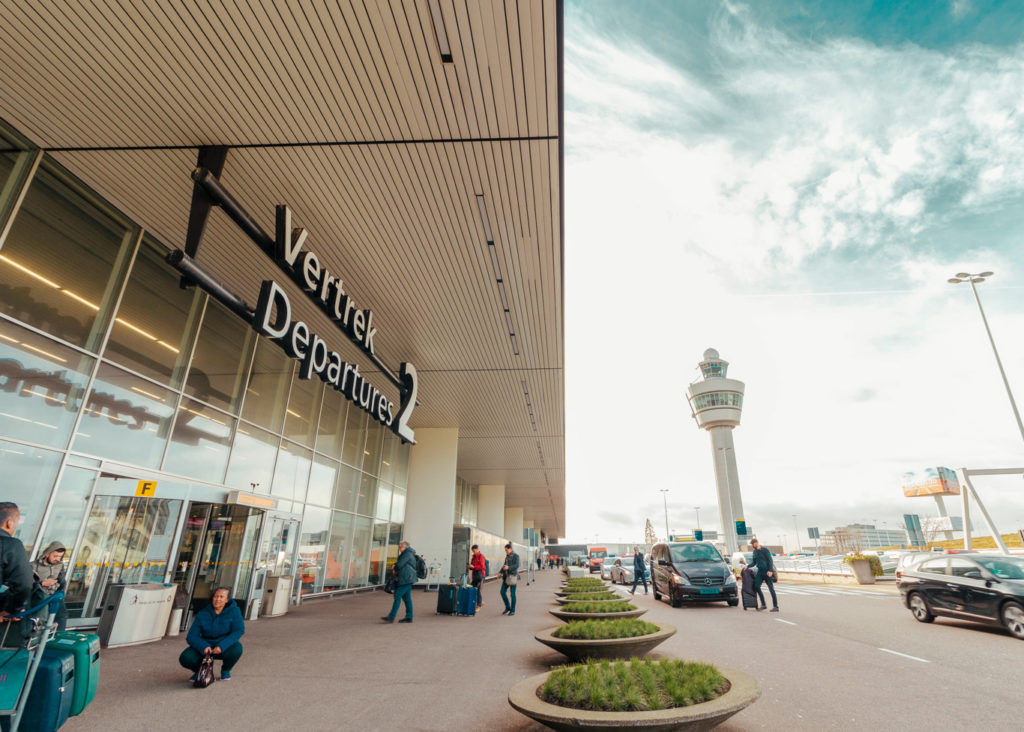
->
[608,557,650,585]
[600,559,616,581]
[898,553,1024,640]
[650,541,738,607]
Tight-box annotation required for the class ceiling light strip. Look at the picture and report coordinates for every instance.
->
[428,0,454,63]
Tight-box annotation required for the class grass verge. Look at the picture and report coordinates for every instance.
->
[540,658,727,712]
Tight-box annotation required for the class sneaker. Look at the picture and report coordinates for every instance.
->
[502,609,510,615]
[381,616,395,623]
[220,671,231,681]
[188,673,198,682]
[756,607,766,612]
[399,617,413,623]
[770,607,779,613]
[629,590,635,595]
[509,612,515,616]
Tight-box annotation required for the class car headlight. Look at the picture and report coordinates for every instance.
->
[723,573,736,585]
[671,574,689,585]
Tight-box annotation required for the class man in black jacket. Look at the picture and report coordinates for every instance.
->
[1,503,35,646]
[750,538,779,612]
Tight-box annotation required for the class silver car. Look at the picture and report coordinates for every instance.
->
[600,558,617,581]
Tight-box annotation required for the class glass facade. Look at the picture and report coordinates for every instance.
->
[691,391,743,411]
[0,135,409,598]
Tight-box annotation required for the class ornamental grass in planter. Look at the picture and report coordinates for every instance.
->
[552,618,658,640]
[563,580,606,591]
[541,658,726,712]
[561,601,637,614]
[560,592,619,602]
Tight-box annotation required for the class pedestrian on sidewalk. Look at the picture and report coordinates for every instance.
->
[382,541,416,623]
[33,540,68,630]
[179,587,245,681]
[751,538,779,612]
[499,543,520,616]
[468,544,486,608]
[629,546,648,595]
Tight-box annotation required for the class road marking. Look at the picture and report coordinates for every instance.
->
[774,618,797,626]
[879,648,929,663]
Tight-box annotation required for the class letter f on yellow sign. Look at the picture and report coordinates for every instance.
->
[135,480,157,497]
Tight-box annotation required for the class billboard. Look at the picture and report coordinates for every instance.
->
[901,467,961,497]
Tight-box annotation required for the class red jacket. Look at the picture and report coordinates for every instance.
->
[470,552,486,574]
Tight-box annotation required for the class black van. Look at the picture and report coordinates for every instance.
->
[651,542,739,607]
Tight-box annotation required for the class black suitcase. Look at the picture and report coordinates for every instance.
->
[436,585,458,614]
[742,590,758,610]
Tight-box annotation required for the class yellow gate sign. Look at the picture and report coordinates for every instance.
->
[135,480,157,497]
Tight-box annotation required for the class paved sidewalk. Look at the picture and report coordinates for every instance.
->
[67,573,564,732]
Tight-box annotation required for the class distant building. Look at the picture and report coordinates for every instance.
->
[821,523,908,553]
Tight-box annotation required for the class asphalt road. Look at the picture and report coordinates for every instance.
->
[612,579,1021,730]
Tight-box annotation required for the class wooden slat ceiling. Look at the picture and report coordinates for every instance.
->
[0,0,564,537]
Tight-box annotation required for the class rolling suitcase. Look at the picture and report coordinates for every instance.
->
[741,591,758,610]
[49,632,100,716]
[436,584,458,615]
[456,586,477,616]
[10,647,74,732]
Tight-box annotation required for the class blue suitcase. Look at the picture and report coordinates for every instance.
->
[1,647,74,732]
[457,586,477,616]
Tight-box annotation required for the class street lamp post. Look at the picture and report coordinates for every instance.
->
[949,271,1024,445]
[660,489,670,542]
[792,514,800,552]
[694,506,701,532]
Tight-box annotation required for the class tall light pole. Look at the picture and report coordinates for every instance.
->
[792,514,800,552]
[660,489,670,541]
[694,506,702,531]
[949,271,1024,444]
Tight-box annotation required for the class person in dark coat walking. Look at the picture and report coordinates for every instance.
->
[750,539,779,612]
[0,503,35,648]
[382,541,416,623]
[178,587,245,681]
[629,546,648,595]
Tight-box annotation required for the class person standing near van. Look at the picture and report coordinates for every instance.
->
[382,541,416,623]
[468,544,486,608]
[750,539,779,612]
[499,543,520,616]
[629,546,648,595]
[33,541,68,630]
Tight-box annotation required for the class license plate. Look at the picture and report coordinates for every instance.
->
[699,588,720,594]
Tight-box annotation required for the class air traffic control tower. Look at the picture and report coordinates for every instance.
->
[687,349,747,554]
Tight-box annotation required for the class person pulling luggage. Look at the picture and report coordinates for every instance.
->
[33,540,68,631]
[750,538,780,612]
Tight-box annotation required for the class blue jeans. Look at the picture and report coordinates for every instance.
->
[500,582,517,612]
[631,571,648,593]
[387,583,413,620]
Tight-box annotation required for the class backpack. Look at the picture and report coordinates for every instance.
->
[485,558,490,576]
[414,554,427,579]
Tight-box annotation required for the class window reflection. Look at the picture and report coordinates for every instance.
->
[104,238,197,386]
[0,318,94,448]
[348,516,372,588]
[356,473,376,516]
[692,392,743,410]
[299,505,331,595]
[164,398,233,481]
[369,521,388,585]
[283,370,321,447]
[185,299,253,414]
[272,440,311,502]
[0,164,135,351]
[375,481,392,521]
[73,362,176,467]
[315,389,347,459]
[394,443,410,489]
[334,465,359,512]
[323,511,353,591]
[37,467,96,562]
[241,338,290,431]
[390,486,406,524]
[379,431,397,484]
[362,421,383,477]
[0,439,62,552]
[225,424,279,493]
[307,453,337,507]
[341,406,366,469]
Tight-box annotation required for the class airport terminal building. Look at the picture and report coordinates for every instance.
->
[0,1,564,627]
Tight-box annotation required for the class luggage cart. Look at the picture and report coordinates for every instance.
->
[0,592,64,732]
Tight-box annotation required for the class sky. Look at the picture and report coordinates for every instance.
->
[562,0,1024,549]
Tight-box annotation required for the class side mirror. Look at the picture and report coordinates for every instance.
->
[985,579,998,587]
[658,559,669,566]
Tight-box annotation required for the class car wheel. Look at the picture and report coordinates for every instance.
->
[670,592,682,608]
[1001,601,1024,640]
[908,593,934,623]
[727,599,739,607]
[652,580,661,601]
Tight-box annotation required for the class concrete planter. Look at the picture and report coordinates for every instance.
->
[847,559,876,585]
[556,595,621,605]
[568,567,586,579]
[535,623,676,662]
[508,663,761,732]
[549,608,648,622]
[557,587,608,596]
